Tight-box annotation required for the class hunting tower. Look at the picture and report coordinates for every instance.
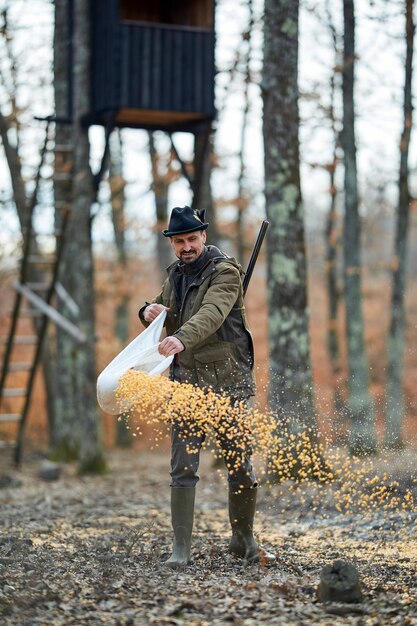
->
[89,0,216,132]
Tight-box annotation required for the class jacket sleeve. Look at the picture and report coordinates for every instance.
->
[173,264,241,350]
[138,291,165,328]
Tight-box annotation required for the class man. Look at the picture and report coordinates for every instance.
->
[139,205,274,568]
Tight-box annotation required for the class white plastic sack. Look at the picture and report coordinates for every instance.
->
[97,310,173,415]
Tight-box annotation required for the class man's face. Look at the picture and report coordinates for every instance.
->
[170,230,207,264]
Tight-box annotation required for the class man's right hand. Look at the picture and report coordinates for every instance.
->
[143,303,169,323]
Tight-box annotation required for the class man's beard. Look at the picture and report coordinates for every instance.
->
[180,250,198,263]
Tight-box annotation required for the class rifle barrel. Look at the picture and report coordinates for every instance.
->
[243,219,269,297]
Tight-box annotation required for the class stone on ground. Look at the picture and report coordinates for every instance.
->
[317,559,363,603]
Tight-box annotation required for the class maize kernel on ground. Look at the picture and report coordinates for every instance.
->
[116,370,417,521]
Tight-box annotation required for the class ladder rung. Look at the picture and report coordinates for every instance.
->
[12,282,86,344]
[4,308,41,318]
[24,282,50,291]
[9,363,32,372]
[19,308,43,317]
[27,255,56,264]
[7,336,38,345]
[2,388,27,397]
[0,336,37,345]
[0,414,21,422]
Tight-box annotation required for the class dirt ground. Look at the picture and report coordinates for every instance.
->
[0,446,416,626]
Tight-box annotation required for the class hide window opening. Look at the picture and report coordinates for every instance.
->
[120,0,213,29]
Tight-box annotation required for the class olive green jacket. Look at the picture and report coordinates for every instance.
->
[140,248,255,398]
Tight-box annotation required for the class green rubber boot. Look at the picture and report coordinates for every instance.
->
[165,487,195,568]
[228,487,275,564]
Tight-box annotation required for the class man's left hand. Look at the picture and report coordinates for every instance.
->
[158,336,185,357]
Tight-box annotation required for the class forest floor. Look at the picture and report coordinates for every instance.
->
[0,446,416,626]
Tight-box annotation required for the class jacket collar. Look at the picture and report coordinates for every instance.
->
[166,245,229,278]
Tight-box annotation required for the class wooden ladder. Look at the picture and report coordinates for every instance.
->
[0,208,86,465]
[0,126,86,465]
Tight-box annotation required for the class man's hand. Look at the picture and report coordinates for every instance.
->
[158,336,185,357]
[143,304,169,323]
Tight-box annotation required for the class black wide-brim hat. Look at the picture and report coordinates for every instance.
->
[162,206,209,237]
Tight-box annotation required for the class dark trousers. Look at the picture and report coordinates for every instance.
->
[169,398,257,489]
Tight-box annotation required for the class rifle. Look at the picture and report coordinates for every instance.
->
[242,219,270,297]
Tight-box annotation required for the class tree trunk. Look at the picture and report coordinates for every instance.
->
[385,0,414,449]
[325,154,345,436]
[324,0,345,438]
[70,0,105,473]
[342,0,376,455]
[51,0,79,459]
[262,0,316,434]
[148,133,174,274]
[109,130,132,447]
[192,129,220,247]
[236,0,254,265]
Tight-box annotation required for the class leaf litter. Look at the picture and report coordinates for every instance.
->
[0,370,416,625]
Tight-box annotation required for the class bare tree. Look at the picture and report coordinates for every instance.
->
[109,129,132,447]
[192,129,219,246]
[342,0,376,455]
[236,0,254,265]
[384,0,415,449]
[148,133,175,273]
[323,0,345,435]
[0,6,57,443]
